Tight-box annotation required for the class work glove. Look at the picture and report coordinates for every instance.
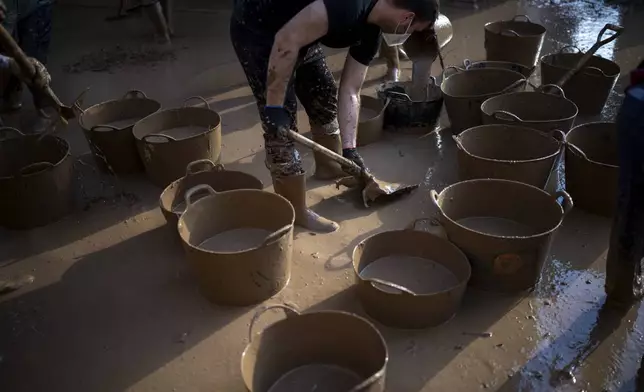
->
[342,148,368,173]
[263,105,291,139]
[8,57,51,90]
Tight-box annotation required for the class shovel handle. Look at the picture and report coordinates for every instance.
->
[184,184,217,207]
[367,278,417,296]
[185,159,220,175]
[554,190,574,216]
[287,130,363,177]
[248,304,300,342]
[555,24,623,88]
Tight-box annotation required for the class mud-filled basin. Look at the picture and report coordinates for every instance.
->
[242,304,388,392]
[454,124,564,188]
[0,128,74,230]
[352,220,471,329]
[177,185,294,306]
[376,79,443,132]
[79,90,161,174]
[484,15,546,67]
[357,95,388,146]
[432,179,573,292]
[565,122,618,217]
[133,97,222,187]
[441,67,526,134]
[541,50,620,115]
[481,86,579,133]
[160,159,263,230]
[463,59,535,78]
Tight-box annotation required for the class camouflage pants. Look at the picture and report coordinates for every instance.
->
[230,18,339,177]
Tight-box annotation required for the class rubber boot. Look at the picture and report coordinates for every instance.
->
[312,133,346,180]
[273,173,339,233]
[143,2,171,44]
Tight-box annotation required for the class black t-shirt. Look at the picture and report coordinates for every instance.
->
[233,0,381,65]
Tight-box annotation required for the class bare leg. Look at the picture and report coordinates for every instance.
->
[380,40,400,82]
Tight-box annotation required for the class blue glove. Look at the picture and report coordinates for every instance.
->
[264,105,291,138]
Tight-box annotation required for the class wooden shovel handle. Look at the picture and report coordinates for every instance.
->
[287,129,363,177]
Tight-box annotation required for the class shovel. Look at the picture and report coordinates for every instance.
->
[287,130,419,207]
[0,25,84,124]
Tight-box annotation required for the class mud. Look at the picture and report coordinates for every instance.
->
[198,228,271,252]
[267,364,362,392]
[360,255,459,294]
[457,217,538,237]
[1,1,644,392]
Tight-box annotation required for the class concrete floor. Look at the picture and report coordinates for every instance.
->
[1,0,643,391]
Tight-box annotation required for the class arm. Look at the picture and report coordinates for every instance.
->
[338,54,369,150]
[266,0,329,107]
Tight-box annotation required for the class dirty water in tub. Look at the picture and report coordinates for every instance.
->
[103,117,143,129]
[267,364,362,392]
[198,228,271,252]
[457,217,538,237]
[158,125,208,140]
[360,255,459,293]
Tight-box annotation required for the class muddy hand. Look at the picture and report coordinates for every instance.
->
[342,148,367,174]
[9,57,51,90]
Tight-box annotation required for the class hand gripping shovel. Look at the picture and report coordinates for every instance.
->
[287,130,419,207]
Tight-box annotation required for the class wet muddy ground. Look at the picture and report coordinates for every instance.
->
[1,0,644,391]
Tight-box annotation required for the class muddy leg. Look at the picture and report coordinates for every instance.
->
[142,1,171,44]
[380,40,400,82]
[294,45,345,180]
[605,83,644,305]
[230,19,338,233]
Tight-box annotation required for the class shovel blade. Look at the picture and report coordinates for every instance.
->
[336,175,419,207]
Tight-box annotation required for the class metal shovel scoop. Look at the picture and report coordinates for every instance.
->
[287,130,419,207]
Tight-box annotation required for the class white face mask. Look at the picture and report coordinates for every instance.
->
[382,17,413,47]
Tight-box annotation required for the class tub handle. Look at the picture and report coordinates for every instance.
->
[261,224,293,245]
[443,65,463,79]
[554,190,574,216]
[539,84,566,97]
[406,217,448,240]
[122,90,148,99]
[582,66,609,77]
[566,142,612,168]
[500,29,521,37]
[511,15,532,22]
[558,45,582,54]
[142,133,177,143]
[492,110,524,123]
[0,127,24,140]
[367,278,417,296]
[379,97,391,115]
[183,96,211,109]
[185,159,219,175]
[385,90,412,102]
[430,189,440,210]
[549,129,566,143]
[462,59,472,69]
[19,161,54,175]
[248,304,300,342]
[500,78,528,94]
[452,134,464,150]
[184,184,217,207]
[91,124,121,132]
[71,87,91,117]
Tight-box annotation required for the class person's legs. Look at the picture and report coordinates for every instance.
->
[141,1,171,44]
[294,44,345,180]
[230,19,338,233]
[380,40,400,82]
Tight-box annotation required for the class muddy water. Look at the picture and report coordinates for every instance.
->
[457,217,537,237]
[359,107,379,122]
[157,125,208,140]
[267,364,362,392]
[198,228,270,252]
[103,117,143,129]
[360,255,458,294]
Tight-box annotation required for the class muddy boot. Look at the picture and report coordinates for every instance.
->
[312,133,345,180]
[273,173,339,233]
[143,2,171,44]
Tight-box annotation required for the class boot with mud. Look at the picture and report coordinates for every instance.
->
[312,133,346,180]
[273,172,339,233]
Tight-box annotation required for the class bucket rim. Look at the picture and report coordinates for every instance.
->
[481,91,579,123]
[455,124,562,164]
[351,228,472,297]
[132,106,222,142]
[241,308,389,390]
[539,53,621,78]
[78,96,162,132]
[566,121,618,169]
[441,68,526,99]
[433,178,569,239]
[0,132,72,180]
[484,19,546,36]
[177,189,295,255]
